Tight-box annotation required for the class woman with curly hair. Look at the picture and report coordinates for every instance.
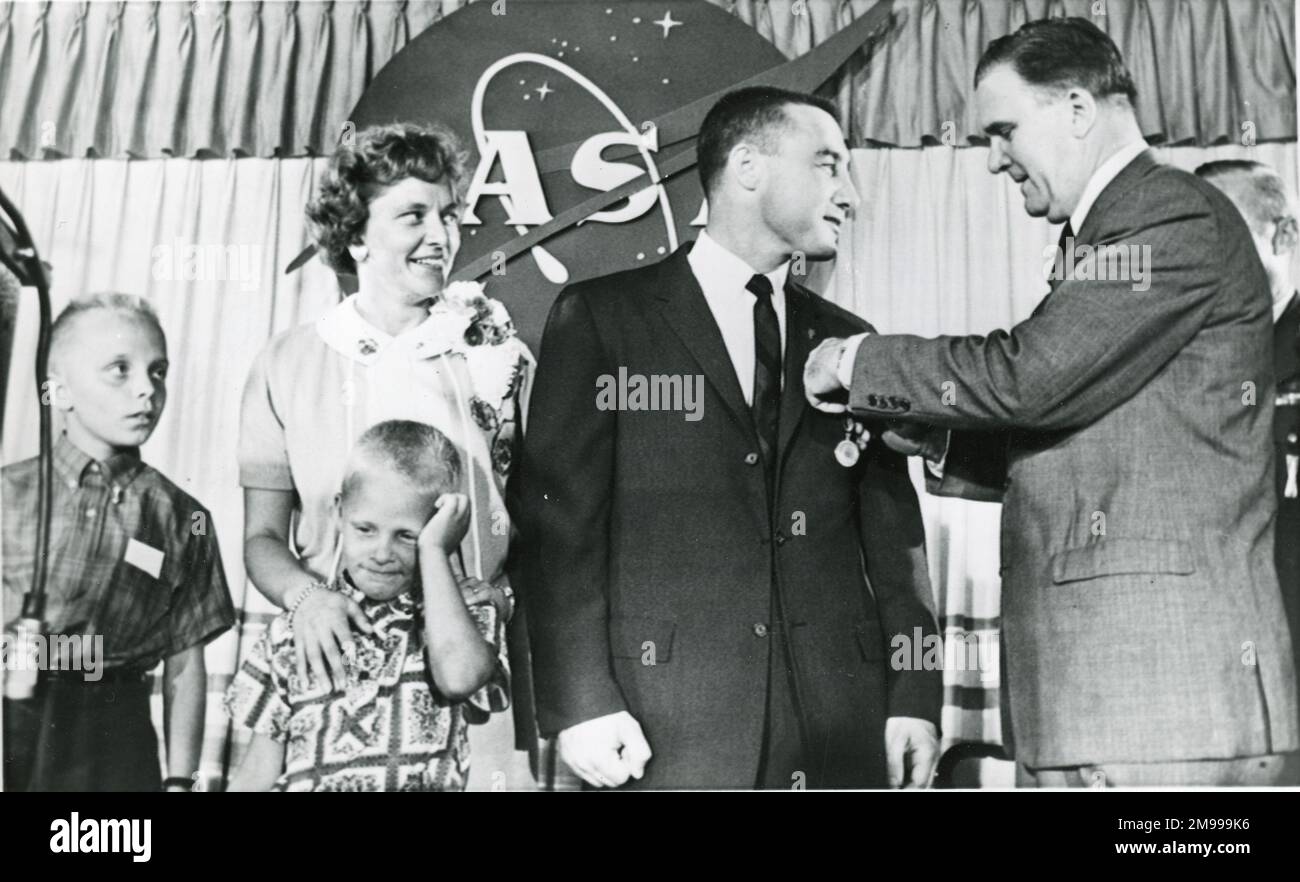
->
[236,122,534,790]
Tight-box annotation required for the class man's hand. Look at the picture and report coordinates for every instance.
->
[885,716,940,788]
[804,337,850,413]
[292,588,373,691]
[558,711,653,788]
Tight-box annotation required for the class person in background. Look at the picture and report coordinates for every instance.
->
[1197,159,1300,780]
[3,293,235,791]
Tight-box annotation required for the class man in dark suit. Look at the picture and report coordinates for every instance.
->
[805,19,1299,785]
[1197,160,1300,762]
[510,87,942,789]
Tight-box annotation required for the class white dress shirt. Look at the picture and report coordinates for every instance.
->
[1068,138,1149,234]
[687,230,790,406]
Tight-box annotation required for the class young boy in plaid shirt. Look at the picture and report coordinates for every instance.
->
[2,293,235,791]
[224,420,509,791]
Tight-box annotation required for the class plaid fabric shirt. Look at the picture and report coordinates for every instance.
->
[224,574,510,792]
[2,435,235,670]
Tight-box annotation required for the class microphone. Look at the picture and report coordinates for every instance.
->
[0,185,52,701]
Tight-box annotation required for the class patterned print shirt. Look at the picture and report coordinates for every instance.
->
[2,435,235,670]
[224,575,510,792]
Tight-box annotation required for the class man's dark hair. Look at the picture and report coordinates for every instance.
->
[974,17,1137,104]
[696,86,841,197]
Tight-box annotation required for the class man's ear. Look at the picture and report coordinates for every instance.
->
[332,492,343,522]
[1067,88,1099,138]
[1272,215,1298,257]
[728,143,763,192]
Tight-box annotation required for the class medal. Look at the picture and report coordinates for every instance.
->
[835,417,869,467]
[835,439,860,467]
[1287,433,1298,500]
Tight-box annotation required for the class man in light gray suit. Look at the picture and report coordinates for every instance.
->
[805,18,1299,785]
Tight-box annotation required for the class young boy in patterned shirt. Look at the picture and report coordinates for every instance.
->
[2,293,235,792]
[224,420,509,791]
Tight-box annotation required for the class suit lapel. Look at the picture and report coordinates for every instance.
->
[653,244,756,437]
[1034,150,1156,315]
[1075,149,1158,245]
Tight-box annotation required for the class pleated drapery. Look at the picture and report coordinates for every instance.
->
[1,0,1293,158]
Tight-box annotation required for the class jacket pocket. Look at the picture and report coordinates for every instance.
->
[609,614,675,663]
[1050,538,1196,584]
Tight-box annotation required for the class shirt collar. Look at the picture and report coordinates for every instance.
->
[52,434,144,490]
[316,295,466,365]
[1069,139,1150,234]
[337,570,418,619]
[1277,290,1300,324]
[688,230,790,298]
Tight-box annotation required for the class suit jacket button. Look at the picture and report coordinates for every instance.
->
[774,530,787,546]
[744,452,760,466]
[753,623,769,637]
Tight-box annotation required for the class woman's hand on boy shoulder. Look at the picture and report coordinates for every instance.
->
[419,493,471,557]
[293,589,373,692]
[457,576,515,622]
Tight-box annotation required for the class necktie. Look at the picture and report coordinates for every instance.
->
[747,273,782,493]
[1036,220,1076,316]
[1052,220,1075,285]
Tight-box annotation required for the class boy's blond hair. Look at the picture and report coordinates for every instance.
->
[49,293,165,368]
[341,419,462,501]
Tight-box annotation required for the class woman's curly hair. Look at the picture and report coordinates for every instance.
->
[307,122,470,275]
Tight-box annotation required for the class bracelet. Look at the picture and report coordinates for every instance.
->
[162,775,196,792]
[286,580,327,627]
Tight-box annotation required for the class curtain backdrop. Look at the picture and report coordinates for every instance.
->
[1,0,1293,159]
[4,140,1295,785]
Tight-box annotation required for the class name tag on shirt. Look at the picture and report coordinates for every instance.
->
[124,538,164,579]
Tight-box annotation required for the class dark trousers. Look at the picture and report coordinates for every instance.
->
[3,672,160,792]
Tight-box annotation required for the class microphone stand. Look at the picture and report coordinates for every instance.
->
[0,184,54,792]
